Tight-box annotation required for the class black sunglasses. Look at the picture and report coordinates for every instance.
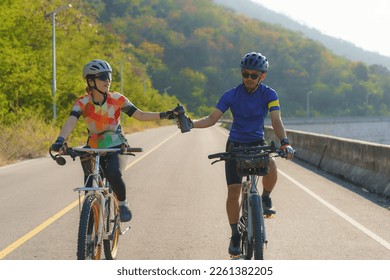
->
[95,72,112,81]
[241,72,261,80]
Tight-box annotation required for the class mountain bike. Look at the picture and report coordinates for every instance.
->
[208,141,285,260]
[49,144,142,260]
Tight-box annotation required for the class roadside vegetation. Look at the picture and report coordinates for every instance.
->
[1,0,390,165]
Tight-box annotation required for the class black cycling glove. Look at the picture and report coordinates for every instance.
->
[51,136,65,152]
[159,109,175,120]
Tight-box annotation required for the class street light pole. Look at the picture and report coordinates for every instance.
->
[45,4,72,121]
[306,90,312,119]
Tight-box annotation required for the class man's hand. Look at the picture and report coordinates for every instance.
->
[50,136,65,152]
[280,138,295,160]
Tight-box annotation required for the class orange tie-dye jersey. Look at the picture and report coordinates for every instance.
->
[71,92,136,148]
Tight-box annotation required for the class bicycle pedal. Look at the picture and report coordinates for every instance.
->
[264,214,276,219]
[230,254,243,260]
[120,226,131,235]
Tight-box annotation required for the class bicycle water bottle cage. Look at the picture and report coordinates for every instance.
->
[234,151,270,176]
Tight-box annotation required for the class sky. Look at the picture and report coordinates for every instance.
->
[250,0,390,57]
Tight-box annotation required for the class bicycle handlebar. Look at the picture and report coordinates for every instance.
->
[71,147,143,154]
[49,143,143,166]
[208,140,287,165]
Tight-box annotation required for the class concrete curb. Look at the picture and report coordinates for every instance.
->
[265,127,390,197]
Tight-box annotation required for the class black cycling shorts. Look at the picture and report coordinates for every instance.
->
[225,138,266,185]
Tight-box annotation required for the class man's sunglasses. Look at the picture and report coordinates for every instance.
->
[241,72,261,80]
[95,72,112,81]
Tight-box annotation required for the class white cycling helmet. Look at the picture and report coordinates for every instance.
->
[82,59,112,79]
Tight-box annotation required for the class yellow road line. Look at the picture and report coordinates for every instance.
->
[0,130,179,259]
[0,199,80,259]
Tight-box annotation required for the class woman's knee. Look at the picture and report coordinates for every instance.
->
[106,169,122,180]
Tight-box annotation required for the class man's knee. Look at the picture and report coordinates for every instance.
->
[269,157,277,172]
[227,184,241,200]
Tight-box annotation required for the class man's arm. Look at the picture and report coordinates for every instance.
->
[270,110,294,160]
[193,108,224,128]
[269,110,287,141]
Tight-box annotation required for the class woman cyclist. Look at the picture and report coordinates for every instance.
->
[50,59,175,222]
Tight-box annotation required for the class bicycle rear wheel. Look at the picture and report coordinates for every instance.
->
[251,194,264,260]
[103,194,120,260]
[77,195,102,260]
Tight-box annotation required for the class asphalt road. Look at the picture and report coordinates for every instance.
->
[1,125,389,260]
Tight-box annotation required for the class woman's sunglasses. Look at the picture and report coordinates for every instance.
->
[241,72,261,80]
[95,72,112,81]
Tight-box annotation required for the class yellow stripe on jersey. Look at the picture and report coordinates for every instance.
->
[268,100,280,110]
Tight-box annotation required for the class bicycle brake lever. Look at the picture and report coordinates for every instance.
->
[278,150,286,158]
[211,159,221,165]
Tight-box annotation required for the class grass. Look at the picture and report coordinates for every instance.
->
[0,115,58,166]
[0,115,170,167]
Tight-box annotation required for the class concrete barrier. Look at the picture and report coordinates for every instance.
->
[264,126,390,197]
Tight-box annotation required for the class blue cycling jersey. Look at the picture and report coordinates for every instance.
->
[216,83,280,143]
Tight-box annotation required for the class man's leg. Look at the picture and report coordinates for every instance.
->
[262,158,277,214]
[227,183,241,255]
[227,183,241,224]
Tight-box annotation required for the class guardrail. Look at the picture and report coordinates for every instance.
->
[264,126,390,197]
[219,120,390,197]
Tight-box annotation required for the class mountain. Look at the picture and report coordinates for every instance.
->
[213,0,390,70]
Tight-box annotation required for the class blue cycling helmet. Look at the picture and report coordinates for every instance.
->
[240,52,269,72]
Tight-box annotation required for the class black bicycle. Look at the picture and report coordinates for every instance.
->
[50,144,142,260]
[208,141,285,260]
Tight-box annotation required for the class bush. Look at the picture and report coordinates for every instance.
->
[0,113,58,166]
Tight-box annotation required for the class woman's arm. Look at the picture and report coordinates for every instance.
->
[131,109,161,121]
[59,115,78,139]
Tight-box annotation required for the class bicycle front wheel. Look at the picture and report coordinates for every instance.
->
[103,194,120,260]
[240,188,253,260]
[251,194,264,260]
[77,195,102,260]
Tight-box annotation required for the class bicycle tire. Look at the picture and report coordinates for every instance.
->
[77,195,102,260]
[103,193,120,260]
[240,187,253,260]
[251,194,264,260]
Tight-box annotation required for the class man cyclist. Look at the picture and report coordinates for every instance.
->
[187,52,294,256]
[50,59,175,222]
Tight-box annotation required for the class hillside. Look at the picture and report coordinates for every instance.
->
[2,0,390,123]
[2,0,390,163]
[213,0,390,70]
[94,0,390,118]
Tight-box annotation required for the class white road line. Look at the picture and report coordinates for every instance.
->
[125,130,180,171]
[215,125,390,251]
[279,169,390,251]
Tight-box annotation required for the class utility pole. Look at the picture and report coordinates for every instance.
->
[45,4,72,121]
[306,91,312,119]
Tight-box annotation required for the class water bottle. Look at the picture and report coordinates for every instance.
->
[176,103,191,133]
